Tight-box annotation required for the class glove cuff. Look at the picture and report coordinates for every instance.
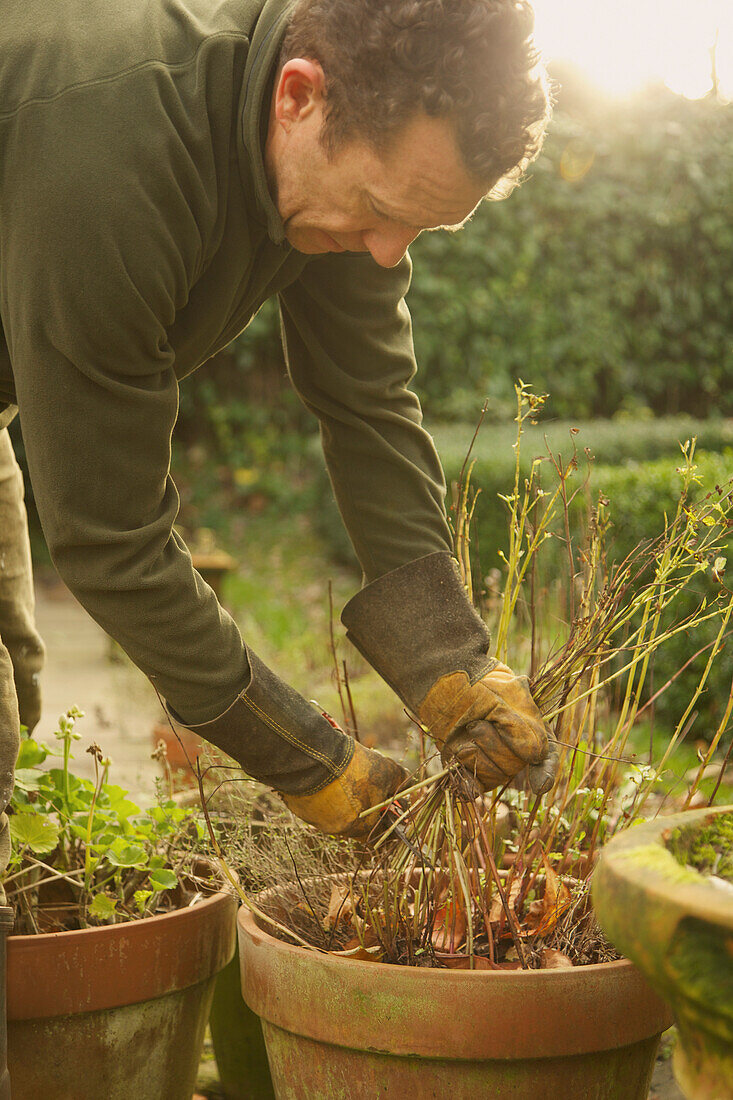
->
[168,650,354,796]
[341,552,495,712]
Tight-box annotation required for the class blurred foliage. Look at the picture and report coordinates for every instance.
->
[408,92,733,421]
[312,416,733,568]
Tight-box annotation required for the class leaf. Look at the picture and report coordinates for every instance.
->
[432,898,467,952]
[105,838,148,869]
[89,894,118,920]
[149,868,177,891]
[13,768,44,793]
[16,738,48,769]
[436,954,493,970]
[134,889,153,914]
[9,812,60,855]
[332,935,382,961]
[489,875,521,924]
[541,948,574,969]
[323,884,353,932]
[100,785,140,820]
[525,860,573,937]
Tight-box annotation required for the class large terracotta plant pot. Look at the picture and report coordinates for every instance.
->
[237,895,672,1100]
[7,886,237,1100]
[593,804,733,1100]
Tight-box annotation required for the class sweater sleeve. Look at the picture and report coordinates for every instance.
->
[0,91,249,724]
[279,252,453,583]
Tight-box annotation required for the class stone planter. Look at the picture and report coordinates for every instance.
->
[593,804,733,1100]
[237,891,672,1099]
[7,886,237,1099]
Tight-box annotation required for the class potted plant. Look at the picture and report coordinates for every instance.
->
[3,707,237,1100]
[593,804,733,1100]
[215,389,732,1098]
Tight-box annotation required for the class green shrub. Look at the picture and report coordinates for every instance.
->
[314,422,732,738]
[439,418,733,572]
[409,95,733,422]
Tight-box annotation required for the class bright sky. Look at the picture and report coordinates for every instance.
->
[532,0,733,100]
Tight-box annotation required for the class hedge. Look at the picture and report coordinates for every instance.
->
[314,422,733,737]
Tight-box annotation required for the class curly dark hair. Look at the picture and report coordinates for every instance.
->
[281,0,551,197]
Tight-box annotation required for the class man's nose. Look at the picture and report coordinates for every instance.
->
[363,226,419,268]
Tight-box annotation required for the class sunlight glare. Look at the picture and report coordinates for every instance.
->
[531,0,733,100]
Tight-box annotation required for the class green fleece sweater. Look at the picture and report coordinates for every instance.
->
[0,0,452,723]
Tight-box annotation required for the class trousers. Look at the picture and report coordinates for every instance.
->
[0,423,45,901]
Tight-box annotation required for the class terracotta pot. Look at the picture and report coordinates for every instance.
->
[593,804,733,1100]
[7,886,237,1100]
[237,893,672,1099]
[209,941,276,1100]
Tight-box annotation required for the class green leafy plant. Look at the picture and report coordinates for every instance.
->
[5,708,210,934]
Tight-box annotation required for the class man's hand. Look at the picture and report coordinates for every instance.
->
[418,662,558,795]
[342,552,560,799]
[281,741,407,839]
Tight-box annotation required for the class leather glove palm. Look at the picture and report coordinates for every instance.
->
[419,662,557,794]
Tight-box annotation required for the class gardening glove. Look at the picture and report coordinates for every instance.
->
[0,427,44,732]
[342,552,558,796]
[167,650,407,839]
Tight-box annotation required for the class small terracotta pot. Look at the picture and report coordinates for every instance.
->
[593,804,733,1100]
[7,886,237,1100]
[238,891,672,1099]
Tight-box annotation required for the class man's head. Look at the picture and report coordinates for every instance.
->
[266,0,550,265]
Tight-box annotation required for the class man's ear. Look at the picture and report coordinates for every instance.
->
[273,58,326,132]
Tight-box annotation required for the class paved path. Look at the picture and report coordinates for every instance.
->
[33,574,163,801]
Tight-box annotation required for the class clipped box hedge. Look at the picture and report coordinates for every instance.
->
[315,417,732,737]
[315,416,733,572]
[434,417,733,570]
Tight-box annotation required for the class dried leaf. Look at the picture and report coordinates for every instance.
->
[432,898,467,952]
[323,884,353,932]
[341,930,379,952]
[332,941,382,962]
[489,875,521,924]
[524,860,573,937]
[541,948,574,969]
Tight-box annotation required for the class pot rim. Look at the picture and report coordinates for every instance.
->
[237,896,673,1060]
[8,886,237,1020]
[595,804,733,934]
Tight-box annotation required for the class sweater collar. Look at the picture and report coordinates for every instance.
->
[238,0,294,246]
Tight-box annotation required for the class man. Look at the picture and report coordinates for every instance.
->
[0,0,557,869]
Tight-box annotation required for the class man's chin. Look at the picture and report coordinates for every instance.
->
[286,227,346,254]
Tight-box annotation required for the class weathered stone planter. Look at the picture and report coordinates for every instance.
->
[7,886,237,1100]
[238,893,672,1099]
[593,804,733,1100]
